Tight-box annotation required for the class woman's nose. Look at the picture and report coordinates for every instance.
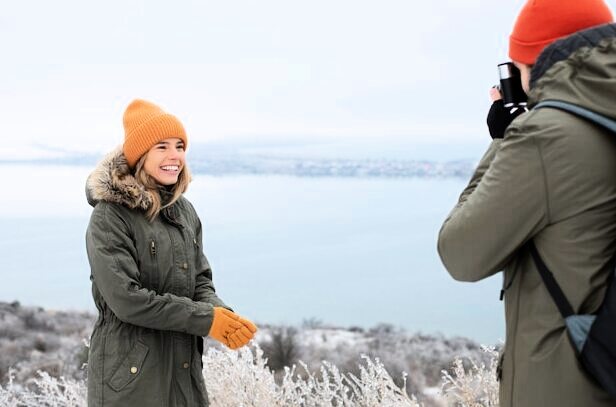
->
[167,148,182,160]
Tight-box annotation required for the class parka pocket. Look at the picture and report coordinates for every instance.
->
[107,341,149,392]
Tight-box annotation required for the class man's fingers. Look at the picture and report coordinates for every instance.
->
[489,86,503,102]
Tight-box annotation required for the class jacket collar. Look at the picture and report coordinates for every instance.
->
[85,146,154,210]
[526,23,616,120]
[529,24,616,95]
[531,24,616,88]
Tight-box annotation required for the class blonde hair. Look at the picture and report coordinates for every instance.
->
[134,154,192,221]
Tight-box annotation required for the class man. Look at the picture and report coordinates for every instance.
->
[437,0,616,406]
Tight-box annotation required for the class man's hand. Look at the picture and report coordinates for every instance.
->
[486,87,526,139]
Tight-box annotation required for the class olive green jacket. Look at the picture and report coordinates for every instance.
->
[439,24,616,407]
[85,147,228,406]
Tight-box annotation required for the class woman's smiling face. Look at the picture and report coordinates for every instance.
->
[143,138,186,185]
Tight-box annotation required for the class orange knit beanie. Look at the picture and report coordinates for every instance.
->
[122,99,188,168]
[509,0,613,65]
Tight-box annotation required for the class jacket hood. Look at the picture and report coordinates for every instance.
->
[86,146,154,209]
[529,23,616,120]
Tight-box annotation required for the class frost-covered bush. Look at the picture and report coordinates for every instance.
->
[441,347,499,406]
[204,345,421,406]
[0,344,499,406]
[294,324,493,399]
[0,369,86,407]
[0,302,95,383]
[260,326,302,372]
[0,301,496,400]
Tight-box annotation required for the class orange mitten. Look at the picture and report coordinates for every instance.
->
[228,316,258,349]
[208,307,243,347]
[239,317,258,335]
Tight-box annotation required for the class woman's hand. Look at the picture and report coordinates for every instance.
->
[227,315,257,349]
[209,307,258,349]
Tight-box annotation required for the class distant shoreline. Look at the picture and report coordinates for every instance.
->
[0,155,474,179]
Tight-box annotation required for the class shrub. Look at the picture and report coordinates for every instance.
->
[260,327,302,372]
[0,344,500,406]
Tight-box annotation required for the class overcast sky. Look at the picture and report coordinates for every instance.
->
[2,0,614,157]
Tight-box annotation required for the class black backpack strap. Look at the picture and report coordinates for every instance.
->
[534,100,616,134]
[529,100,616,318]
[527,241,575,318]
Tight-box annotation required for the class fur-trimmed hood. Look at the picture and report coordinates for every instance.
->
[85,146,154,209]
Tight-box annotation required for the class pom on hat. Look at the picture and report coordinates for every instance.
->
[509,0,613,65]
[122,99,188,168]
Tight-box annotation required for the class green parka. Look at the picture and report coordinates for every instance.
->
[85,147,229,407]
[438,24,616,407]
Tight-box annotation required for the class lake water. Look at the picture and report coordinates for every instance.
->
[0,164,504,344]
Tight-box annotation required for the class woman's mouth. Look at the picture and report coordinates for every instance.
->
[160,165,180,174]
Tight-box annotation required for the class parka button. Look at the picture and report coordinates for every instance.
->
[130,366,138,374]
[183,362,189,369]
[182,262,188,270]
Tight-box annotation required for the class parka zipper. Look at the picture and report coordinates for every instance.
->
[149,239,160,291]
[500,268,519,301]
[496,350,505,382]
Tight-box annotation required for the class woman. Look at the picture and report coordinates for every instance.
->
[85,99,257,406]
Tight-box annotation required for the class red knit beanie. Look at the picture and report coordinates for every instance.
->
[122,99,188,168]
[509,0,613,65]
